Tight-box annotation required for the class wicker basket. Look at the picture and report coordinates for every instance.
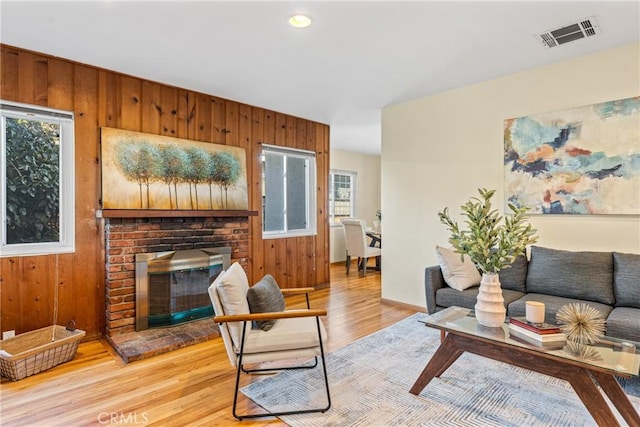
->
[0,325,85,381]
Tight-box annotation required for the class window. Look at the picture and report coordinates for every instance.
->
[329,170,356,226]
[0,101,75,257]
[262,145,316,238]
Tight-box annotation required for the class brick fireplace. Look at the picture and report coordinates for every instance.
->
[103,215,250,361]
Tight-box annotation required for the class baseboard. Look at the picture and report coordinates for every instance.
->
[330,259,360,266]
[330,259,378,266]
[380,298,427,313]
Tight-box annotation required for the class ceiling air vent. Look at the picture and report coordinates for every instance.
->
[537,17,600,48]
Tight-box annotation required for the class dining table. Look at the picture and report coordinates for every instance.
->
[366,230,381,247]
[365,230,381,271]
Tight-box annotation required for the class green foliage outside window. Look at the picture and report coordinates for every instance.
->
[5,117,60,244]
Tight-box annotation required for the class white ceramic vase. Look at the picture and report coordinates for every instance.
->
[474,272,506,328]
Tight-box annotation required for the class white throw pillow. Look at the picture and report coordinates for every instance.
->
[435,245,481,291]
[216,262,251,348]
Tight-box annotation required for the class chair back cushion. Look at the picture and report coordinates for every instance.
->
[215,262,251,352]
[247,274,285,331]
[342,218,368,257]
[208,270,238,366]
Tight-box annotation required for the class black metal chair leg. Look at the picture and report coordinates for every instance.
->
[231,320,331,420]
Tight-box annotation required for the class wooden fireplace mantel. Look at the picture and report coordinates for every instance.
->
[98,209,258,218]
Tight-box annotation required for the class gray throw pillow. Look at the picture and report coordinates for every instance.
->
[247,274,285,331]
[613,252,640,308]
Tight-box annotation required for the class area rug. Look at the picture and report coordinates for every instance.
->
[241,313,640,427]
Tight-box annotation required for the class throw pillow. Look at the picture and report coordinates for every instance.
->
[435,245,481,291]
[215,262,251,347]
[247,275,285,331]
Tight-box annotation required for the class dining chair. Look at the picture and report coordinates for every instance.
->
[341,218,382,276]
[208,262,331,420]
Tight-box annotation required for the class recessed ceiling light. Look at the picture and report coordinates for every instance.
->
[289,14,312,29]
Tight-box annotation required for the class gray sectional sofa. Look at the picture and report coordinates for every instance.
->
[424,246,640,342]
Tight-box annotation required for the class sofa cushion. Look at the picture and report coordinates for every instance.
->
[247,274,285,331]
[613,252,640,309]
[435,245,481,291]
[526,246,615,305]
[606,307,640,342]
[498,254,528,293]
[508,293,613,325]
[436,286,524,312]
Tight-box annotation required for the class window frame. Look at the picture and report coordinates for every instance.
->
[0,100,75,257]
[328,169,357,227]
[261,144,317,239]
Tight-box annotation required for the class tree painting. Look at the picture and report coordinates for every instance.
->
[101,128,247,210]
[211,151,242,208]
[184,147,211,209]
[160,144,190,209]
[115,141,163,208]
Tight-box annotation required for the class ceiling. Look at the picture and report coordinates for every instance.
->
[1,1,639,155]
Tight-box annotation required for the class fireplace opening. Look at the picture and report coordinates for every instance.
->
[135,247,231,331]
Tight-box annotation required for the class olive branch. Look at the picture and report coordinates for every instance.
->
[438,188,538,274]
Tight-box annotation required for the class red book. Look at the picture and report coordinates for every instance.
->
[509,317,562,335]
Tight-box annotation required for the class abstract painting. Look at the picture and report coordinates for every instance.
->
[504,97,640,214]
[101,127,248,210]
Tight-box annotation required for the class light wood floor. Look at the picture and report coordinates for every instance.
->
[0,263,420,426]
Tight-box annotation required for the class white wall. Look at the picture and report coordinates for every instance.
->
[329,149,381,263]
[381,42,640,308]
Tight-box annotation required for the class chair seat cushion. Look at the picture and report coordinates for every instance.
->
[365,246,382,258]
[241,316,327,355]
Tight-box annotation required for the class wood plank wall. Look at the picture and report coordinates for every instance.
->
[0,44,330,339]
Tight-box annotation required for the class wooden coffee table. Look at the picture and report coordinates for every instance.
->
[410,306,640,427]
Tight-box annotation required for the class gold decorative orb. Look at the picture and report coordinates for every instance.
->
[556,303,605,345]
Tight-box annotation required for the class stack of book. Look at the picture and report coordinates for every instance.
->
[508,317,566,349]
